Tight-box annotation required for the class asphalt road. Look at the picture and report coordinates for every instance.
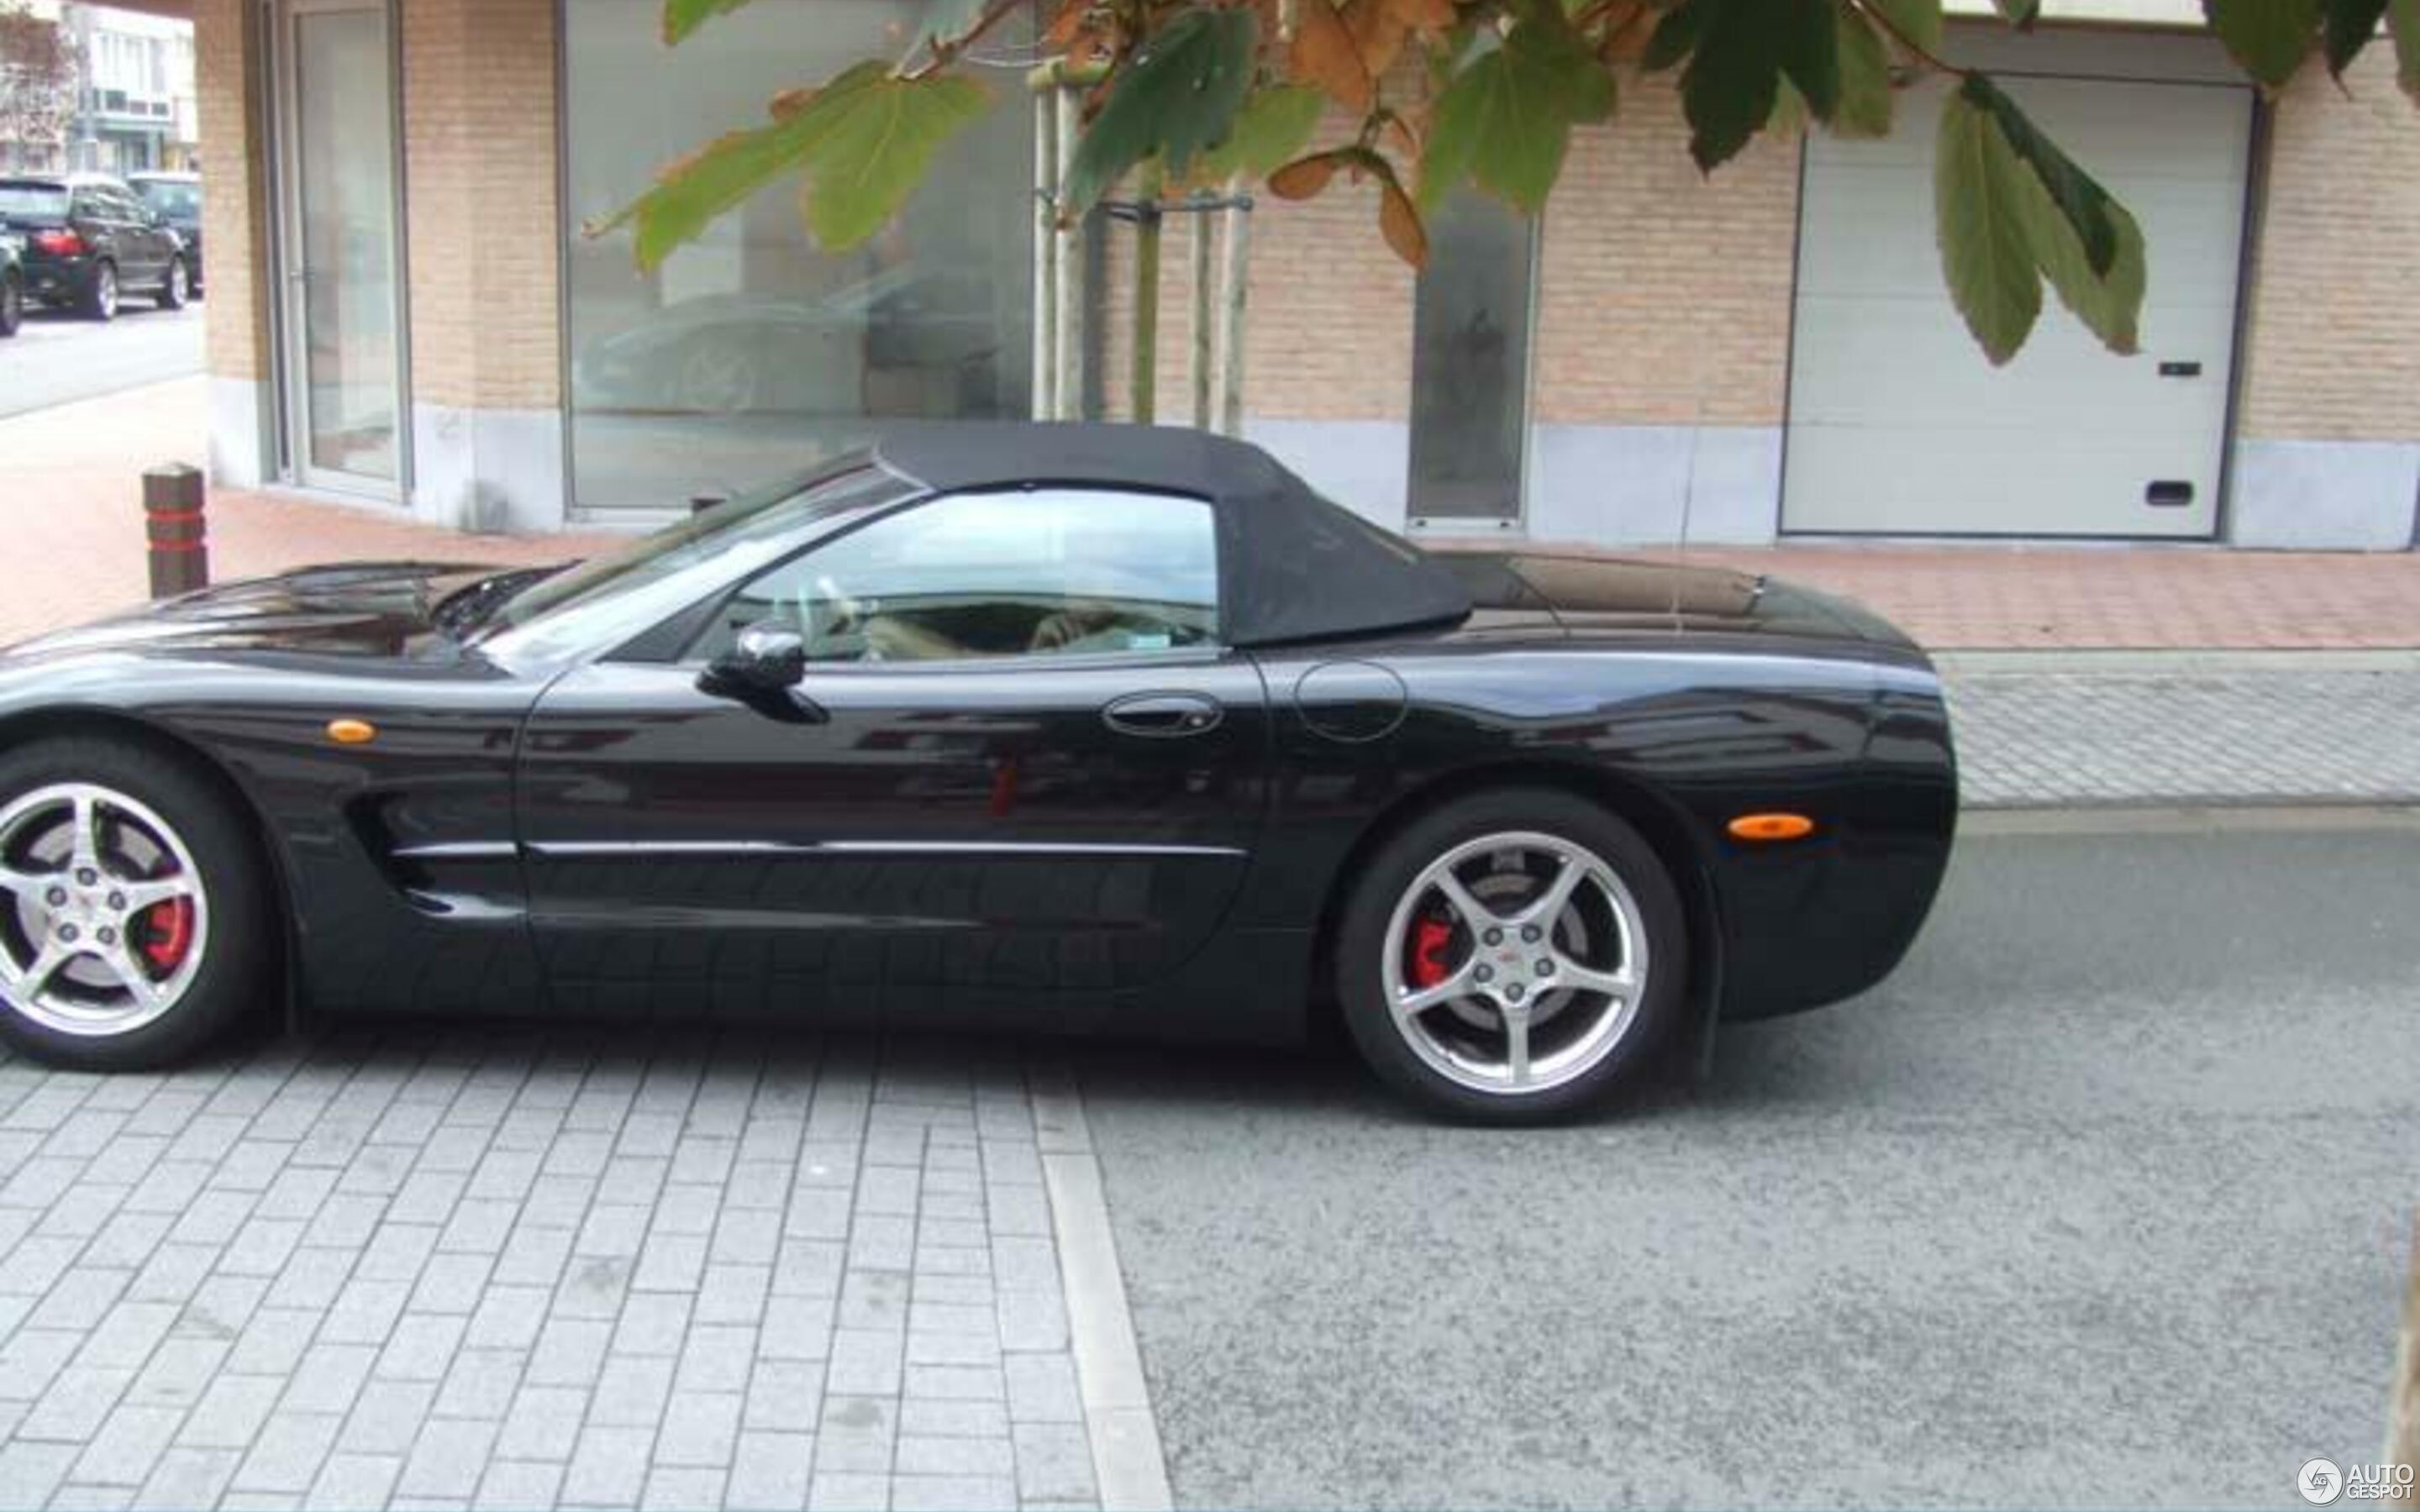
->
[0,297,203,418]
[1078,818,2420,1509]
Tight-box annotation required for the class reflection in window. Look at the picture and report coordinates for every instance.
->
[692,490,1219,664]
[1407,189,1534,524]
[566,1,1034,511]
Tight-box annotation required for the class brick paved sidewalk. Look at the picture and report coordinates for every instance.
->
[0,1029,1108,1512]
[8,377,2420,653]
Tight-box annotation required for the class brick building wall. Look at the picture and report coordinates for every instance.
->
[2229,46,2420,548]
[399,0,560,414]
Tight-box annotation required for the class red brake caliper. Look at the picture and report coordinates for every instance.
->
[1409,915,1455,990]
[140,897,195,972]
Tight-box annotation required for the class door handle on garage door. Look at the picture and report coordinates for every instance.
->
[1102,691,1223,738]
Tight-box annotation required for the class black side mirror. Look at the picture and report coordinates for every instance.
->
[700,621,808,697]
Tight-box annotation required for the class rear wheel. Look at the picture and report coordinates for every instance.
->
[1335,789,1687,1122]
[82,261,117,322]
[155,255,187,311]
[0,738,271,1069]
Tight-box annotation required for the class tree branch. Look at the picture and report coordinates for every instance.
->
[1848,0,1972,79]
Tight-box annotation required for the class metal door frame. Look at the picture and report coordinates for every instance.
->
[266,0,410,501]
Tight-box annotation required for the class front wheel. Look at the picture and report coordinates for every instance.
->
[155,255,187,311]
[1335,790,1688,1122]
[0,738,272,1069]
[0,271,21,337]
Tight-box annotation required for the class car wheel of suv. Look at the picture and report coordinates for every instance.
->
[0,271,21,338]
[82,261,117,322]
[155,256,187,311]
[1335,789,1689,1123]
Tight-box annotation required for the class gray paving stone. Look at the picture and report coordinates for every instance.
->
[1011,1422,1097,1504]
[891,1473,1015,1511]
[471,1457,565,1510]
[655,1391,742,1467]
[308,1450,403,1510]
[230,1411,342,1494]
[397,1415,499,1500]
[805,1470,886,1511]
[562,1424,655,1508]
[812,1398,896,1475]
[177,1374,285,1448]
[137,1445,243,1508]
[338,1378,437,1455]
[643,1465,729,1511]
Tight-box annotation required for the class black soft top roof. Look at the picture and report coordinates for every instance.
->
[869,423,1471,648]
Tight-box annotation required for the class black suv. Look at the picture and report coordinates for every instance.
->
[0,173,189,321]
[125,171,202,293]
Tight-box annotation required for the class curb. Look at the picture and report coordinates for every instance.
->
[1030,1062,1174,1512]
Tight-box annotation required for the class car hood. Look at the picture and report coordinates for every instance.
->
[3,561,508,660]
[1439,549,1922,653]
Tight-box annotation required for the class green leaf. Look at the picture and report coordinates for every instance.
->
[1864,0,1944,54]
[2391,0,2420,99]
[798,69,989,247]
[1933,81,2041,365]
[662,0,755,45]
[1674,0,1832,171]
[2026,171,2146,354]
[2202,0,2323,86]
[1642,0,1711,71]
[1419,13,1614,211]
[1062,8,1258,218]
[1961,73,2118,277]
[2322,0,2389,76]
[592,61,987,267]
[1195,85,1326,183]
[1831,6,1895,139]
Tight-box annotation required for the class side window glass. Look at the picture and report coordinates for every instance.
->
[690,489,1219,665]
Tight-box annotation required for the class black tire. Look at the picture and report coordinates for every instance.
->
[0,271,20,337]
[82,261,117,322]
[0,737,273,1070]
[155,255,187,311]
[1334,787,1688,1123]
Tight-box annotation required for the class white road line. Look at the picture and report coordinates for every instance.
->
[1032,1062,1174,1512]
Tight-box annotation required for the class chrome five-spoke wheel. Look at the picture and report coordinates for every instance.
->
[1381,830,1648,1097]
[0,782,210,1037]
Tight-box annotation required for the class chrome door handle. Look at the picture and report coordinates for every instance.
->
[1102,691,1223,738]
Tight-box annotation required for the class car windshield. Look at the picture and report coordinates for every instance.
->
[132,180,200,218]
[472,460,910,659]
[0,182,69,227]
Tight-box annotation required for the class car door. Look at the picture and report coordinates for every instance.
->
[516,486,1272,1024]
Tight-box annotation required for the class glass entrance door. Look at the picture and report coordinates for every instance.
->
[276,0,402,494]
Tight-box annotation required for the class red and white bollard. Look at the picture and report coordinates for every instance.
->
[143,462,208,599]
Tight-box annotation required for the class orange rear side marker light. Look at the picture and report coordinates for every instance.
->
[1728,812,1816,843]
[326,719,378,746]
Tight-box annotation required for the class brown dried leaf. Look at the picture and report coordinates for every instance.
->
[1344,0,1409,75]
[1043,0,1088,47]
[1291,0,1376,112]
[1378,175,1427,265]
[1384,0,1457,32]
[1269,151,1343,198]
[1596,0,1656,63]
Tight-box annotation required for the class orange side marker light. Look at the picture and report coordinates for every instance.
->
[326,718,378,746]
[1728,812,1815,843]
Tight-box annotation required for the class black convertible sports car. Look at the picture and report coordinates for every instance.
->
[0,426,1955,1119]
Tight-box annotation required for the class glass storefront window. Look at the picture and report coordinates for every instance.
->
[565,0,1035,512]
[1407,189,1535,525]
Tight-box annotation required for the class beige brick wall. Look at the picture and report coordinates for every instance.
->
[1096,74,1797,429]
[2239,48,2420,443]
[1534,75,1802,428]
[192,0,270,386]
[401,0,562,412]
